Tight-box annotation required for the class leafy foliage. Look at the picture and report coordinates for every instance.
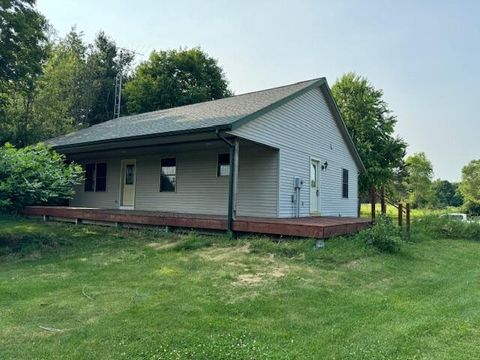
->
[0,143,83,213]
[432,179,463,208]
[357,215,403,253]
[125,48,232,114]
[0,0,47,86]
[413,215,480,240]
[459,159,480,215]
[332,73,406,195]
[33,29,90,134]
[86,31,133,125]
[404,152,434,208]
[0,0,48,146]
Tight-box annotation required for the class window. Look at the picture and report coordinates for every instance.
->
[342,169,349,198]
[125,164,135,185]
[84,163,107,192]
[96,163,107,191]
[217,153,230,177]
[160,158,176,192]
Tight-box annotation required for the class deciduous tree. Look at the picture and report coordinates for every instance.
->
[405,152,434,208]
[332,73,406,196]
[459,160,480,214]
[0,0,48,146]
[125,48,232,115]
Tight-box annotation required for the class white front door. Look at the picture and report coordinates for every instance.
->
[120,160,136,208]
[310,159,320,214]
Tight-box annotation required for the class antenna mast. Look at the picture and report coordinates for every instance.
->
[113,48,143,119]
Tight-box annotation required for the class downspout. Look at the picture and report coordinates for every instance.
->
[216,129,236,235]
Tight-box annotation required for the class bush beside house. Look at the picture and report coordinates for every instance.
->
[0,143,83,213]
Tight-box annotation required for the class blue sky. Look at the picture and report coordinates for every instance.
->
[38,0,480,181]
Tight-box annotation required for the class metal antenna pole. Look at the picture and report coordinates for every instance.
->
[113,48,143,119]
[113,70,122,119]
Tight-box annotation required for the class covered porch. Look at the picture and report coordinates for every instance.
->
[23,206,371,239]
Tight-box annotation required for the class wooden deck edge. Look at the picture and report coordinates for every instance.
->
[22,207,371,239]
[22,207,227,230]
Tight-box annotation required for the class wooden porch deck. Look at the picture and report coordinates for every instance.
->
[23,206,371,239]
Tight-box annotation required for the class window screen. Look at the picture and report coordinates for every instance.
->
[217,153,230,177]
[342,169,349,198]
[160,158,176,192]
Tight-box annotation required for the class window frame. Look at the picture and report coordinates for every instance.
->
[84,162,107,192]
[342,168,349,199]
[217,153,230,177]
[160,157,177,193]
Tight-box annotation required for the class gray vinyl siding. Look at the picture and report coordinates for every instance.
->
[68,142,278,217]
[70,158,121,208]
[231,87,359,217]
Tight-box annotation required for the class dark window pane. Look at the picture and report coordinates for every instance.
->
[125,164,135,185]
[217,153,230,177]
[161,175,176,192]
[96,177,107,192]
[160,158,176,192]
[161,158,176,167]
[342,169,349,198]
[85,179,94,192]
[84,164,95,192]
[96,163,107,177]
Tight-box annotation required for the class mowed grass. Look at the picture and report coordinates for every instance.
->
[1,216,480,359]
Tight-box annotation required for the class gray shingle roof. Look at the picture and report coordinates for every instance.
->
[46,78,323,148]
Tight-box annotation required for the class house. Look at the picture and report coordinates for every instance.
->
[44,77,365,234]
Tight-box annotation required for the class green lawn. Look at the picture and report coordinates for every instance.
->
[1,215,480,359]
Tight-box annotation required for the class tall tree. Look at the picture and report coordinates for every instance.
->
[459,160,480,214]
[404,152,434,208]
[33,28,91,140]
[86,31,133,125]
[332,73,406,196]
[432,179,463,208]
[125,47,232,115]
[0,0,48,146]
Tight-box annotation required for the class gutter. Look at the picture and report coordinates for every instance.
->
[215,129,236,236]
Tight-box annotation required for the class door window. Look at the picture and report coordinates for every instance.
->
[310,163,317,188]
[125,164,135,185]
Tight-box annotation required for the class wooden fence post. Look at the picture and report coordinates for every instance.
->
[370,185,376,222]
[406,203,411,233]
[398,203,403,228]
[380,186,386,215]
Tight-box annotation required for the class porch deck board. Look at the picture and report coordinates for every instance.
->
[22,206,371,239]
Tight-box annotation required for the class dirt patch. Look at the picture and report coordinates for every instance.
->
[199,244,250,261]
[146,242,178,251]
[271,267,287,278]
[236,274,263,285]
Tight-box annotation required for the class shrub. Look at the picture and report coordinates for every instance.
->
[0,143,83,213]
[414,215,480,240]
[357,215,402,253]
[463,201,480,216]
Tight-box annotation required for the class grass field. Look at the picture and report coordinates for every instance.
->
[359,203,461,219]
[1,215,480,359]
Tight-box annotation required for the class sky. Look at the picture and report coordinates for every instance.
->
[37,0,480,181]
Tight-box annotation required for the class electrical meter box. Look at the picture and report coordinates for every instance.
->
[293,176,302,189]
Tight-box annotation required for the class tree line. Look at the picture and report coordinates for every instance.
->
[1,0,479,214]
[0,0,232,147]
